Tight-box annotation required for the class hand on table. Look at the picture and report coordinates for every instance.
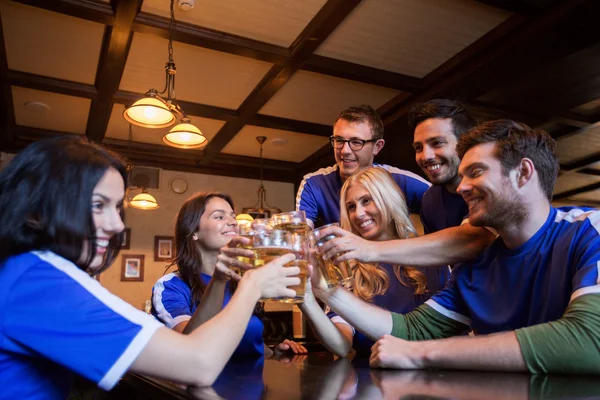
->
[369,335,424,369]
[274,339,308,354]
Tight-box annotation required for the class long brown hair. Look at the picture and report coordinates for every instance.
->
[339,167,428,301]
[167,192,235,304]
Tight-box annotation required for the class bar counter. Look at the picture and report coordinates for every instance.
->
[110,351,600,399]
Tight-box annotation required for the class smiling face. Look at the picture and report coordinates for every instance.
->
[344,183,393,241]
[413,118,461,190]
[194,196,238,251]
[333,119,384,181]
[457,142,525,229]
[82,167,125,273]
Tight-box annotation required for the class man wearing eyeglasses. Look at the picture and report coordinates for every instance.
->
[295,104,430,228]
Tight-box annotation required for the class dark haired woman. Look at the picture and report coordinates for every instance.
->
[0,136,300,399]
[152,192,307,357]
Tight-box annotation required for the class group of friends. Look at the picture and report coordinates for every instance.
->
[1,99,599,400]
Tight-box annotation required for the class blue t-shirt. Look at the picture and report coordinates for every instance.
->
[0,251,162,400]
[330,264,451,356]
[428,207,600,333]
[152,272,264,357]
[420,185,469,234]
[296,164,430,227]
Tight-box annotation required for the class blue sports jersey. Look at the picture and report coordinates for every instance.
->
[296,164,430,226]
[152,272,264,357]
[0,251,162,400]
[330,264,451,356]
[420,185,469,234]
[428,207,600,333]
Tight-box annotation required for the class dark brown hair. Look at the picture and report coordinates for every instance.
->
[408,99,477,139]
[335,104,384,139]
[456,119,559,200]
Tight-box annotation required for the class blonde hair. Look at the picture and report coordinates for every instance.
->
[339,167,427,301]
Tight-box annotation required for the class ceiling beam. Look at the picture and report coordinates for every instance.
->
[85,0,141,143]
[560,151,600,171]
[4,70,97,99]
[10,0,114,25]
[0,18,16,149]
[578,168,600,176]
[133,11,290,66]
[198,0,363,166]
[463,100,544,126]
[553,181,600,201]
[302,55,423,92]
[470,0,552,16]
[249,114,331,137]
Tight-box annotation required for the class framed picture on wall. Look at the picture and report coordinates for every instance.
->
[121,254,144,282]
[154,236,175,261]
[121,228,131,250]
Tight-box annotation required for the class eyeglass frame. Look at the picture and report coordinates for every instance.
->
[329,135,381,151]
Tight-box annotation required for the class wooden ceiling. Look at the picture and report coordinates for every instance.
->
[1,0,599,206]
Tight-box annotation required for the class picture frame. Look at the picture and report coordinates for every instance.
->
[121,254,144,282]
[154,236,175,261]
[121,228,131,250]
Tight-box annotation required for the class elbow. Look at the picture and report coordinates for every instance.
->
[190,356,222,387]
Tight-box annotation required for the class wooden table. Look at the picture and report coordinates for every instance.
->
[116,352,600,399]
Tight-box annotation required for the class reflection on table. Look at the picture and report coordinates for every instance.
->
[116,352,600,400]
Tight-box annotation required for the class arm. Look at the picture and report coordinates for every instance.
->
[132,253,301,386]
[371,295,600,373]
[295,175,318,227]
[299,288,354,357]
[318,223,495,268]
[180,277,227,334]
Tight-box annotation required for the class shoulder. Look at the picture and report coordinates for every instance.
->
[299,165,339,185]
[153,272,189,294]
[553,207,600,235]
[375,164,431,187]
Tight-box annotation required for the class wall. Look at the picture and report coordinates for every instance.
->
[100,167,295,310]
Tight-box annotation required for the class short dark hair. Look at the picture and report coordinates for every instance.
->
[408,99,477,139]
[335,104,384,139]
[0,136,128,274]
[456,119,559,201]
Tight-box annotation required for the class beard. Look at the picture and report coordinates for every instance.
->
[469,185,528,230]
[422,155,461,187]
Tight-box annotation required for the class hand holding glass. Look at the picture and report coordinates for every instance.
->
[311,223,355,289]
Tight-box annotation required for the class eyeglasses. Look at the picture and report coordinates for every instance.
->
[329,136,380,151]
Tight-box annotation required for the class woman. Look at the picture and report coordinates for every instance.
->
[152,192,307,356]
[301,167,450,357]
[0,136,300,399]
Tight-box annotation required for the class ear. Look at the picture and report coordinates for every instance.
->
[373,138,385,156]
[192,233,199,241]
[516,158,535,188]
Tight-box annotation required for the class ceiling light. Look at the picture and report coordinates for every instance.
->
[129,188,160,210]
[163,117,208,149]
[122,0,206,149]
[242,136,282,218]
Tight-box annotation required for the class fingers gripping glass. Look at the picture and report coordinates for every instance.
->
[329,136,379,151]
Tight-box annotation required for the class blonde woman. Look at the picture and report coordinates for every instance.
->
[301,167,450,357]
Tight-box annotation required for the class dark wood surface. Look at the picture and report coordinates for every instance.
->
[115,352,600,399]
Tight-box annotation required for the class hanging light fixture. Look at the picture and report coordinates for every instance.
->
[122,0,207,149]
[242,136,282,218]
[126,124,160,210]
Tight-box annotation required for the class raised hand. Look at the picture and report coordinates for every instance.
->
[244,253,300,299]
[314,225,377,264]
[214,236,255,281]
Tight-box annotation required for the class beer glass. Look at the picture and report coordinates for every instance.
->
[253,229,307,303]
[235,222,257,273]
[311,223,355,289]
[272,211,311,234]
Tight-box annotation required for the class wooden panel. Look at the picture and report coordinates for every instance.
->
[1,1,104,84]
[314,0,510,78]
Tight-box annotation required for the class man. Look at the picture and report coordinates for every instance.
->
[295,104,430,228]
[410,99,478,234]
[312,120,600,374]
[316,100,495,267]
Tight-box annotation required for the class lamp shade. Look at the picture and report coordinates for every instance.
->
[236,213,254,223]
[129,191,160,210]
[123,97,175,128]
[163,120,208,149]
